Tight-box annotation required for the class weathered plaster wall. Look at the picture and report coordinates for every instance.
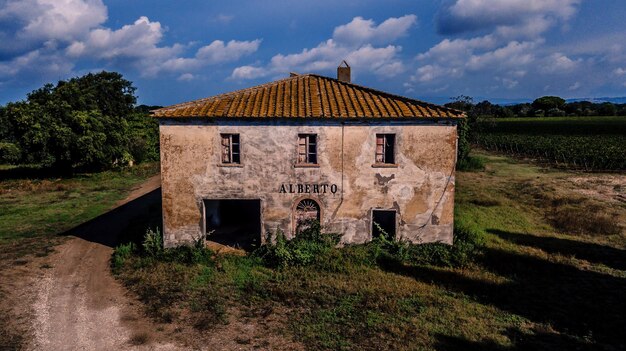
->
[159,119,457,247]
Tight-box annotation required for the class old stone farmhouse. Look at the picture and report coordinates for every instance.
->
[152,63,466,249]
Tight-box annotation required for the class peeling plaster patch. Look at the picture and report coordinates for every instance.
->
[431,214,440,225]
[375,173,395,185]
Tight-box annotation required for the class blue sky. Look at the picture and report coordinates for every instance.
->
[1,0,625,106]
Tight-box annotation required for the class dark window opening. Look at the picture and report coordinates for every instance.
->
[372,209,396,240]
[204,199,260,250]
[298,134,317,164]
[375,134,395,164]
[221,134,240,164]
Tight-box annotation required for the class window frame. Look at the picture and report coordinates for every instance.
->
[373,133,397,167]
[296,133,318,166]
[220,133,241,165]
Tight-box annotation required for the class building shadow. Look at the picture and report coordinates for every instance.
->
[379,245,626,349]
[488,229,626,271]
[62,188,162,247]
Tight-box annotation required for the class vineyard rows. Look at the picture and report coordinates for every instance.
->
[475,117,626,171]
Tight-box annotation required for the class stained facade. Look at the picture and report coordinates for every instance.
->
[153,67,465,248]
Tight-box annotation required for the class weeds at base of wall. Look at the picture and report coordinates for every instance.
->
[111,219,485,346]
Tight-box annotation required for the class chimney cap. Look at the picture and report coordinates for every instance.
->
[337,60,351,83]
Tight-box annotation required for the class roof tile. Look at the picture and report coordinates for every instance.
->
[152,74,466,118]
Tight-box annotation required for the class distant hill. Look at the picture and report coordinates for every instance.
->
[484,97,626,106]
[565,97,626,104]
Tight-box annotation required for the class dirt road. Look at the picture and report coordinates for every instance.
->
[9,175,184,350]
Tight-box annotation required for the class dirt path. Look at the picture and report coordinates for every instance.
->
[13,175,184,350]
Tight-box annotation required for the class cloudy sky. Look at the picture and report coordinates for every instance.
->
[1,0,625,105]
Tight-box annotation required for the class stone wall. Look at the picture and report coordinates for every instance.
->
[159,118,458,247]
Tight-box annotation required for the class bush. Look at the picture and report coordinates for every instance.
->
[111,242,135,271]
[371,220,485,268]
[142,227,163,257]
[0,142,21,164]
[254,220,341,268]
[457,155,486,171]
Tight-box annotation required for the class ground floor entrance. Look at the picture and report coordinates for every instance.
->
[204,199,261,250]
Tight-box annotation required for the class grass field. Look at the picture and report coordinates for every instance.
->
[113,153,625,350]
[0,162,159,261]
[475,116,626,170]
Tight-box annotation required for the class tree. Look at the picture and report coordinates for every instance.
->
[598,102,617,116]
[532,96,565,111]
[0,71,156,171]
[445,95,474,112]
[446,96,476,164]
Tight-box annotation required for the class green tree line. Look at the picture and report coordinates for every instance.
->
[0,71,160,171]
[445,95,626,118]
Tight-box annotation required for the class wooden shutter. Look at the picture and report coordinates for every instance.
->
[221,134,231,163]
[375,135,385,163]
[298,135,307,163]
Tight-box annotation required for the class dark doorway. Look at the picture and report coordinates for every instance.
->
[372,209,396,240]
[204,199,261,250]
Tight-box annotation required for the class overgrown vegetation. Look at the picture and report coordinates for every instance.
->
[113,152,624,350]
[112,215,487,349]
[0,71,160,171]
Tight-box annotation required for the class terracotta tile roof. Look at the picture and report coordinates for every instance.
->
[152,74,466,118]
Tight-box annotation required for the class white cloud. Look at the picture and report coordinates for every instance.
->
[177,73,195,81]
[568,81,581,90]
[0,46,73,81]
[413,65,443,83]
[67,16,176,60]
[438,0,581,38]
[410,0,594,96]
[333,15,416,46]
[0,0,107,43]
[211,14,234,24]
[0,1,260,82]
[417,35,497,63]
[196,39,261,64]
[614,67,626,76]
[466,41,537,71]
[540,53,580,73]
[231,65,268,80]
[231,16,415,80]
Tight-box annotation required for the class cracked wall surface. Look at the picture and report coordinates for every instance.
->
[159,119,458,247]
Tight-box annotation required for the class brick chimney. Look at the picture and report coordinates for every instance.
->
[337,60,350,83]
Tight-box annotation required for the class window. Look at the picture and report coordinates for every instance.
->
[221,134,240,164]
[297,134,317,164]
[375,134,395,164]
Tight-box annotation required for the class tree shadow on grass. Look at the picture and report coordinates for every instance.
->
[488,229,626,271]
[62,188,162,247]
[380,245,626,349]
[434,327,600,351]
[0,165,65,180]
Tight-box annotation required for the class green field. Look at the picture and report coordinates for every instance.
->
[0,163,159,260]
[475,116,626,170]
[113,153,625,350]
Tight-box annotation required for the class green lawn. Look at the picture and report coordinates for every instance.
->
[0,162,159,260]
[114,153,625,350]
